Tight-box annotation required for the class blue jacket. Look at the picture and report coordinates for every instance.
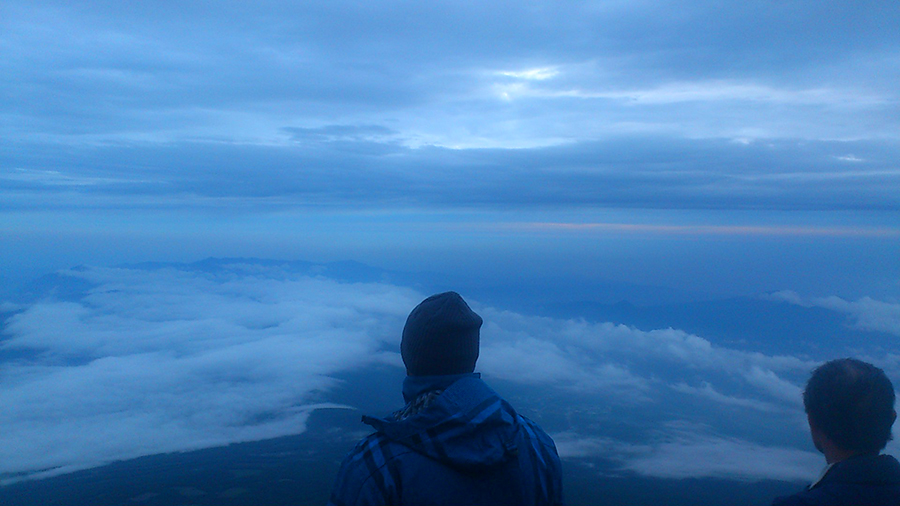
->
[772,454,900,506]
[328,374,563,506]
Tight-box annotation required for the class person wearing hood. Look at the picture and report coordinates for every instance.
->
[327,291,563,506]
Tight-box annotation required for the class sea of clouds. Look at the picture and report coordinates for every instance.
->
[2,262,899,485]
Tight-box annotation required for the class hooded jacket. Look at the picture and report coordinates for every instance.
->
[772,454,900,506]
[327,374,563,506]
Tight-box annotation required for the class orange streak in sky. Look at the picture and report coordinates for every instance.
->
[498,222,900,237]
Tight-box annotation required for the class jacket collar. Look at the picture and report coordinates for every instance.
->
[363,374,519,469]
[402,372,480,403]
[813,454,900,489]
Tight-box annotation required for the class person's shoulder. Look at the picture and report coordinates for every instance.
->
[329,434,383,506]
[771,484,844,506]
[771,496,804,506]
[516,413,562,476]
[771,492,815,506]
[330,432,417,506]
[341,430,417,469]
[515,414,564,504]
[772,478,900,506]
[517,414,558,449]
[343,432,385,461]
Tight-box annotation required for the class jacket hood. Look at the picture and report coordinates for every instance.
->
[362,375,520,471]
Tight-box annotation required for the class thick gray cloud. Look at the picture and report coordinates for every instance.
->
[3,136,899,211]
[2,0,898,214]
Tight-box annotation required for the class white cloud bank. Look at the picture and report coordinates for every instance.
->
[478,309,810,405]
[0,265,419,483]
[769,291,900,337]
[555,425,821,483]
[0,263,865,485]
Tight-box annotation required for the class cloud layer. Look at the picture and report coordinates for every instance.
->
[554,426,822,482]
[0,265,418,482]
[6,262,895,484]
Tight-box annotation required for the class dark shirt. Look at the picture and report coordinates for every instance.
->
[772,454,900,506]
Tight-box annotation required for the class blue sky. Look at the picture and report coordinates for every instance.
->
[1,1,899,293]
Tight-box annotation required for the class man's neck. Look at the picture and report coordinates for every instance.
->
[823,445,868,465]
[402,372,478,403]
[810,421,869,465]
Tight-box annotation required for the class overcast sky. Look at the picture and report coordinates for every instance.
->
[2,4,900,493]
[2,1,899,294]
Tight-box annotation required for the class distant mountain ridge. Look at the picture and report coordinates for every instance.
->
[8,256,711,308]
[10,258,430,305]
